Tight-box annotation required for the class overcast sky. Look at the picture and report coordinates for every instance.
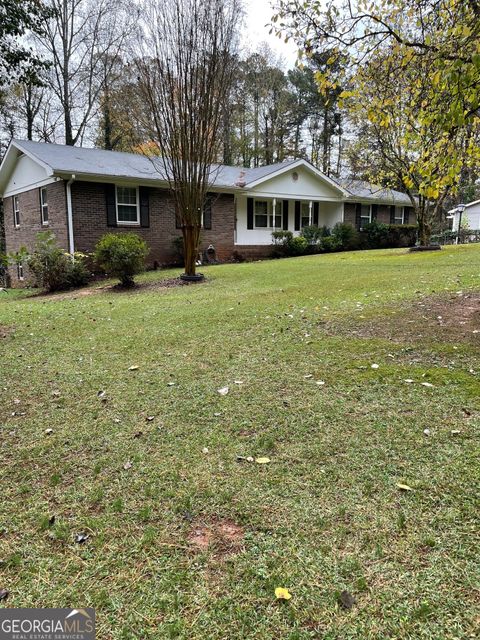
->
[242,0,299,68]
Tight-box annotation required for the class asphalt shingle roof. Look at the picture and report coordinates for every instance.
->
[9,139,411,204]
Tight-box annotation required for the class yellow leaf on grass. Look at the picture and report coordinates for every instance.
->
[255,457,271,464]
[275,587,292,600]
[396,483,413,491]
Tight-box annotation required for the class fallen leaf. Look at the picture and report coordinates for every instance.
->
[234,380,244,385]
[396,483,413,491]
[421,382,434,388]
[167,382,176,387]
[133,431,143,439]
[97,390,106,398]
[146,416,155,422]
[217,386,229,396]
[316,380,325,386]
[0,589,9,601]
[451,430,461,435]
[338,590,356,609]
[213,412,222,417]
[404,379,414,383]
[275,587,292,600]
[371,363,379,369]
[423,429,431,436]
[44,428,54,435]
[128,365,139,371]
[246,456,254,463]
[74,533,88,544]
[48,515,56,526]
[255,457,270,464]
[303,374,313,379]
[202,447,209,454]
[123,461,133,470]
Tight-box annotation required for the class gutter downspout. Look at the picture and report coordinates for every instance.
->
[66,174,76,255]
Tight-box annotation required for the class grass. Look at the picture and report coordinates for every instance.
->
[0,245,479,639]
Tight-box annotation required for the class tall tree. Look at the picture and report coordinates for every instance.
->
[135,0,241,279]
[0,0,51,87]
[37,0,133,145]
[272,0,480,244]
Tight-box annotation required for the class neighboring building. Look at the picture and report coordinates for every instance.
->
[0,139,414,285]
[449,200,480,231]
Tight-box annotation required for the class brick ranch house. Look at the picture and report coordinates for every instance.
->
[0,139,414,285]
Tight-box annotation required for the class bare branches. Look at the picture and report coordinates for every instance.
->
[135,0,242,276]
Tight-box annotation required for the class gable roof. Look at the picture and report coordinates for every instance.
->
[0,139,411,205]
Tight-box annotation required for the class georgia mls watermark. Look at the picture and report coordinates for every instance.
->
[0,608,95,640]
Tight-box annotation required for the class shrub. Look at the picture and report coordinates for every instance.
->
[320,236,335,252]
[361,220,390,248]
[331,222,359,251]
[94,233,148,287]
[289,236,308,255]
[300,225,326,245]
[27,232,90,292]
[271,230,308,257]
[386,224,418,247]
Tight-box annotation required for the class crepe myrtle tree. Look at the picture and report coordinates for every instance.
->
[135,0,242,279]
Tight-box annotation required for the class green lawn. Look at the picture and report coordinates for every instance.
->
[1,246,479,639]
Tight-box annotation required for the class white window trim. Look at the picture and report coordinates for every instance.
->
[13,195,20,228]
[116,185,140,225]
[40,187,49,225]
[394,206,404,225]
[360,204,372,228]
[253,199,282,230]
[300,201,313,228]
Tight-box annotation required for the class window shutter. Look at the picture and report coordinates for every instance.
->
[390,205,395,224]
[13,198,16,226]
[371,204,378,221]
[313,202,319,226]
[106,184,117,227]
[355,203,362,230]
[139,186,150,228]
[39,188,43,224]
[294,201,300,231]
[282,200,289,230]
[247,197,254,229]
[404,207,411,224]
[203,194,212,230]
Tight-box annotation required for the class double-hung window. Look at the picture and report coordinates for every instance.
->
[269,201,282,229]
[116,186,139,224]
[40,187,49,225]
[360,204,371,228]
[17,263,24,281]
[301,202,312,228]
[394,206,404,225]
[13,196,20,227]
[254,200,281,229]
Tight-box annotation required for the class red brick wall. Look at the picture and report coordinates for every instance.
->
[344,203,398,227]
[71,181,236,266]
[4,180,68,286]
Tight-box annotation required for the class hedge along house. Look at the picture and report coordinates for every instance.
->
[0,139,414,285]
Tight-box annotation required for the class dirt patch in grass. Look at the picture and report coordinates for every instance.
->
[328,292,480,343]
[0,325,14,339]
[188,517,244,558]
[29,276,206,302]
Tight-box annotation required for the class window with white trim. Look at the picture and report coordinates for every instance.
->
[254,200,281,229]
[13,195,20,227]
[116,186,139,224]
[394,206,404,225]
[40,187,49,224]
[301,202,312,228]
[17,263,24,281]
[360,204,371,228]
